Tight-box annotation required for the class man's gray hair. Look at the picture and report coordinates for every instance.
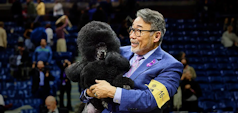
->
[136,8,166,45]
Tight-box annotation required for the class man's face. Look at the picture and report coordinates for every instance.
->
[130,17,157,55]
[45,101,56,111]
[40,39,47,47]
[37,61,44,69]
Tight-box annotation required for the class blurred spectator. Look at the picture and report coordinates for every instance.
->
[53,0,64,19]
[35,0,45,22]
[26,0,37,22]
[92,6,107,22]
[173,57,196,111]
[31,61,54,104]
[24,22,35,51]
[118,20,130,46]
[223,18,235,31]
[32,39,52,66]
[180,71,202,112]
[30,22,47,47]
[181,58,196,80]
[10,42,31,80]
[0,94,13,113]
[0,22,7,51]
[11,0,23,26]
[43,96,69,113]
[45,24,53,46]
[78,9,90,31]
[99,0,113,22]
[221,25,238,49]
[176,51,186,62]
[55,15,69,52]
[58,59,72,111]
[69,2,80,25]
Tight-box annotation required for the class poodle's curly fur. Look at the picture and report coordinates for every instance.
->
[65,21,134,111]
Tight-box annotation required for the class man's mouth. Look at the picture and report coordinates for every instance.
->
[131,42,139,47]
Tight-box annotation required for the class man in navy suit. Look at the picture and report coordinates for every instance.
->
[82,8,183,113]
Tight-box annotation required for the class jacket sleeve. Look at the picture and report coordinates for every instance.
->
[119,62,183,112]
[32,48,37,62]
[47,47,52,63]
[3,30,7,48]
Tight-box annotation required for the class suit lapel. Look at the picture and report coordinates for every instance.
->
[130,46,164,80]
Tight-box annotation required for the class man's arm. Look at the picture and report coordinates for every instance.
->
[90,62,183,112]
[3,30,7,48]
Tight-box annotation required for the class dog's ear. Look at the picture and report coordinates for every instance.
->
[65,61,87,82]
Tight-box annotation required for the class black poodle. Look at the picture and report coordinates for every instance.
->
[65,21,134,111]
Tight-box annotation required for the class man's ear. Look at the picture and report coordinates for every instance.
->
[153,31,161,43]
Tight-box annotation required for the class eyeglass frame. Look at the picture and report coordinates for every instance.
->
[129,26,160,37]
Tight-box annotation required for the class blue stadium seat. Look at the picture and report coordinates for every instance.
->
[227,50,238,56]
[21,109,37,113]
[229,57,238,63]
[58,52,72,61]
[215,57,229,63]
[221,70,235,76]
[218,63,233,70]
[232,63,238,69]
[3,82,16,90]
[198,101,218,111]
[217,100,236,112]
[233,91,238,100]
[226,83,238,91]
[185,50,200,57]
[207,70,221,76]
[209,76,224,83]
[198,44,212,50]
[204,64,219,70]
[202,57,216,63]
[196,71,207,76]
[200,50,213,56]
[195,76,209,83]
[190,64,204,71]
[223,76,238,83]
[199,91,215,101]
[5,99,24,110]
[187,57,201,64]
[184,44,198,50]
[211,83,225,91]
[214,91,233,100]
[213,50,228,56]
[199,83,211,91]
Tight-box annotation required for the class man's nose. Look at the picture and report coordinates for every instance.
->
[129,31,136,39]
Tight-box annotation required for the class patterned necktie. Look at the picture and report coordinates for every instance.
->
[126,55,144,78]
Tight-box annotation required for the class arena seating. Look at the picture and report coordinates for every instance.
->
[0,18,237,112]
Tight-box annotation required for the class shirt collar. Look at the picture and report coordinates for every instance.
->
[49,108,58,113]
[134,46,158,60]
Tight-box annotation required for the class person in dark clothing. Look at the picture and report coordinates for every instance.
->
[180,70,202,112]
[78,9,90,31]
[11,0,23,26]
[92,6,107,22]
[42,96,69,113]
[58,59,72,111]
[30,22,47,47]
[10,42,31,80]
[31,61,55,104]
[118,20,130,46]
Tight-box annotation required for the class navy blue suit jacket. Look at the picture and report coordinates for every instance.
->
[102,46,183,113]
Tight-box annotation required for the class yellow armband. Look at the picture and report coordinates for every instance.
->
[146,79,170,108]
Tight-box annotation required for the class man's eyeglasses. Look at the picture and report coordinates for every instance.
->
[129,27,160,37]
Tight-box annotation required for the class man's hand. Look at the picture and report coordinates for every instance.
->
[45,71,49,77]
[89,80,116,99]
[185,84,191,89]
[32,62,36,68]
[86,89,96,98]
